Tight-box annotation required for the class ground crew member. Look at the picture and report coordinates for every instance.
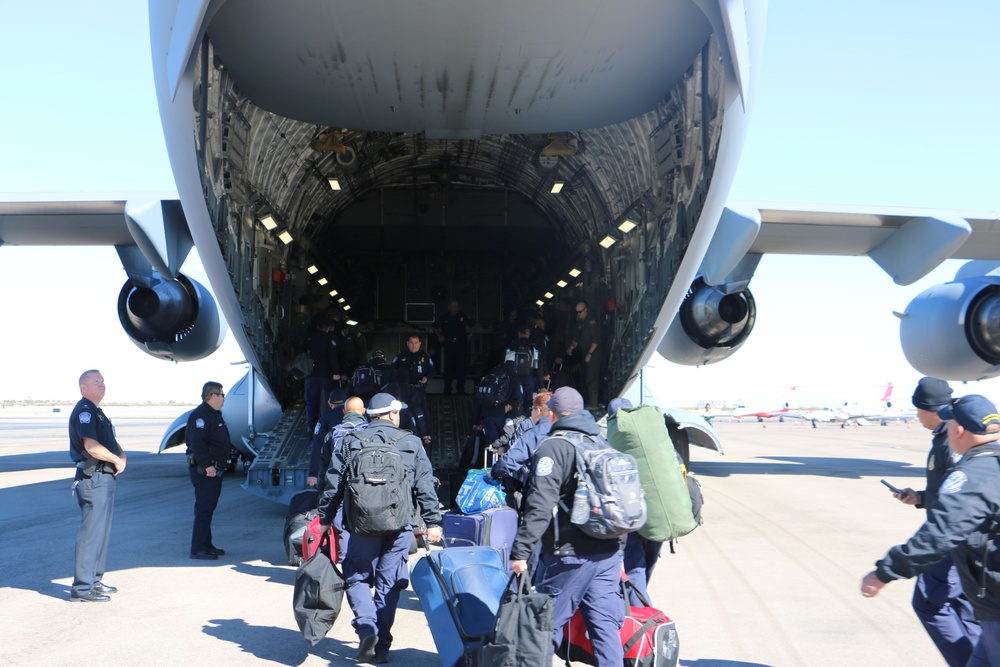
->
[306,389,347,488]
[186,381,232,560]
[510,386,625,666]
[69,369,125,602]
[318,392,443,664]
[433,300,475,395]
[392,334,435,443]
[892,378,982,667]
[861,394,1000,667]
[567,301,601,408]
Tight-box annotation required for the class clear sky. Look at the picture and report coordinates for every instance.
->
[1,2,998,406]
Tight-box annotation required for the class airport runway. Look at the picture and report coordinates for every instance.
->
[0,407,947,666]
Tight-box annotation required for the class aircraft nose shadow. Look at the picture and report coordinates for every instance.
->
[692,456,925,480]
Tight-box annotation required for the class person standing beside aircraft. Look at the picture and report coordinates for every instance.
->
[69,370,125,602]
[433,300,475,395]
[861,395,1000,667]
[186,382,231,560]
[890,378,981,667]
[567,301,601,408]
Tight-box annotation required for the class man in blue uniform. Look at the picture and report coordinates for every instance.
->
[305,315,342,432]
[510,386,625,666]
[186,382,232,560]
[69,370,125,602]
[862,395,1000,667]
[504,323,546,416]
[392,334,436,444]
[433,300,475,395]
[306,389,347,488]
[318,393,443,664]
[892,378,982,667]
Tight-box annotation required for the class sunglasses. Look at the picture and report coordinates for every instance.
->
[575,309,586,313]
[212,392,225,398]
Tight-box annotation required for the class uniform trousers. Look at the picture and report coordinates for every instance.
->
[342,528,412,654]
[912,555,981,667]
[304,377,335,432]
[513,375,536,415]
[442,342,468,394]
[582,356,600,406]
[189,467,223,554]
[624,532,663,606]
[73,470,116,594]
[968,620,1000,667]
[537,548,625,667]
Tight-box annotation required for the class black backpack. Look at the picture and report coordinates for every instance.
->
[476,367,511,406]
[510,342,537,377]
[343,430,412,536]
[351,363,383,395]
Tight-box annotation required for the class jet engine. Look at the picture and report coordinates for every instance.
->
[900,275,1000,381]
[658,278,756,366]
[117,272,224,361]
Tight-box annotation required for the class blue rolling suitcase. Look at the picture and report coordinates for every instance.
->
[442,506,519,563]
[411,546,510,667]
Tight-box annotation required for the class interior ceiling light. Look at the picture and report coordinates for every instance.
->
[260,214,278,231]
[618,219,638,233]
[343,304,351,311]
[544,292,554,299]
[346,319,358,326]
[599,235,617,248]
[556,280,568,288]
[337,297,345,303]
[328,178,341,191]
[568,268,582,278]
[307,265,318,274]
[550,181,565,194]
[278,230,294,245]
[317,277,328,286]
[536,299,545,307]
[329,289,338,297]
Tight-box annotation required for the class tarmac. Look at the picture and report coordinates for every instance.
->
[0,406,947,666]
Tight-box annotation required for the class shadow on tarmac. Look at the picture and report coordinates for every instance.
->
[692,456,924,479]
[203,618,440,666]
[681,661,772,667]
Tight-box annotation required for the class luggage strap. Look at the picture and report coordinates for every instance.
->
[622,613,667,655]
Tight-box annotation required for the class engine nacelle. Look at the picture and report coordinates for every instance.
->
[658,278,756,366]
[117,272,225,362]
[900,275,1000,381]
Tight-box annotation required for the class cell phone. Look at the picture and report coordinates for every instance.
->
[880,479,903,495]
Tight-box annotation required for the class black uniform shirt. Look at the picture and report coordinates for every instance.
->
[876,442,1000,620]
[392,349,436,385]
[434,311,475,344]
[186,402,231,468]
[69,397,122,462]
[921,421,957,512]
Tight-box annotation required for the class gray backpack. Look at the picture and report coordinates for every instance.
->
[554,430,647,539]
[343,430,411,536]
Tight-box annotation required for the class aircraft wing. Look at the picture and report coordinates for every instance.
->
[0,200,132,246]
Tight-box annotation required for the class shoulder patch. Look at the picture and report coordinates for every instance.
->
[195,418,205,429]
[940,470,968,494]
[314,422,321,435]
[536,456,555,477]
[79,412,91,424]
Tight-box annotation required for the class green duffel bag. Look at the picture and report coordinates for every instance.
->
[607,404,696,541]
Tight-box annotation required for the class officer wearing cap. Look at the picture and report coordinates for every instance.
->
[318,392,443,664]
[307,389,348,489]
[862,394,1000,666]
[69,369,125,602]
[186,381,232,560]
[510,386,625,666]
[392,334,436,443]
[890,379,982,667]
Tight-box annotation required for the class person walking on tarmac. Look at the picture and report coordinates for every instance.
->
[510,386,625,666]
[318,392,443,664]
[186,382,232,560]
[890,378,982,667]
[861,395,1000,666]
[69,370,126,602]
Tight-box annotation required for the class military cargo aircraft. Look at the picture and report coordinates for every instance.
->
[2,1,999,502]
